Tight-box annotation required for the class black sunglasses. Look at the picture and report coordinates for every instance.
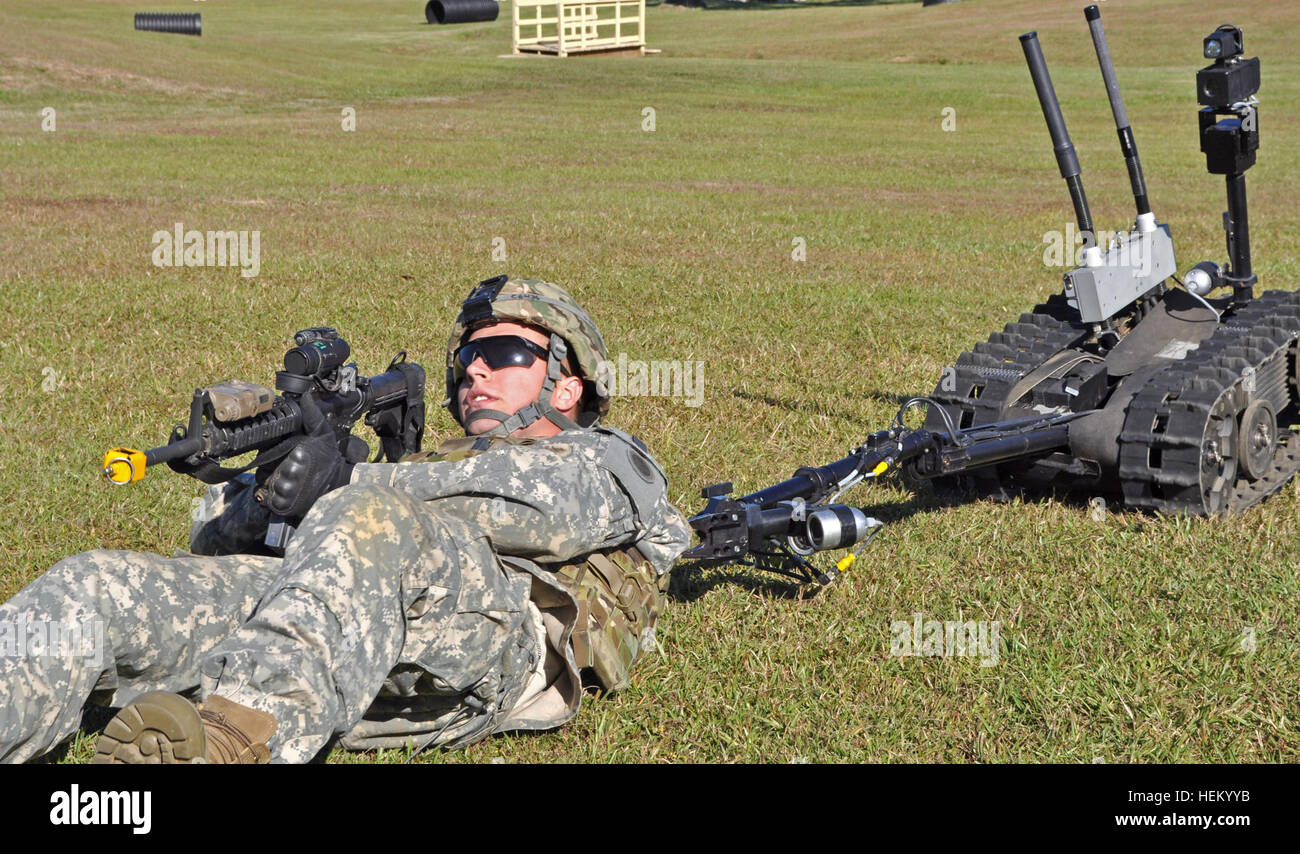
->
[454,335,569,377]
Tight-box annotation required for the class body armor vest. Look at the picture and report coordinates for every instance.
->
[403,434,668,693]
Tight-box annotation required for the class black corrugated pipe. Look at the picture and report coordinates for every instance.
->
[426,0,499,25]
[134,13,202,36]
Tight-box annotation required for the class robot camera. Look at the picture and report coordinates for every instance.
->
[1197,25,1259,108]
[1203,25,1243,61]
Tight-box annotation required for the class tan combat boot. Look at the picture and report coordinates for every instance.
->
[92,691,277,764]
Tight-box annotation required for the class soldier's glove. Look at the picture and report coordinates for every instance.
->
[191,475,277,557]
[259,431,360,519]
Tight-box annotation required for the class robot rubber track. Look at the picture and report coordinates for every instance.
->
[925,291,1300,517]
[1118,290,1300,515]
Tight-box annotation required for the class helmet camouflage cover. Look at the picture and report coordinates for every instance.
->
[445,275,611,430]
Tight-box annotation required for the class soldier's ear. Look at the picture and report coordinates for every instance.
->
[550,374,584,413]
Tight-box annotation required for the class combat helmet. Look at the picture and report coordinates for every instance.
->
[445,275,610,435]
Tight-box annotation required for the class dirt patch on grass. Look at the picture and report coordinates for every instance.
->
[389,96,461,105]
[3,55,249,98]
[4,196,142,211]
[659,180,976,209]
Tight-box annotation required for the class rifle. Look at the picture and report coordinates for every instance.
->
[103,327,426,547]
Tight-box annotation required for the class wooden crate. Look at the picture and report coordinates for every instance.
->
[513,0,646,57]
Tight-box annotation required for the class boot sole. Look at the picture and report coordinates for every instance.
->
[92,691,208,764]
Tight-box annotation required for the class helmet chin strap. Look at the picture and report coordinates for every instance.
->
[462,334,584,436]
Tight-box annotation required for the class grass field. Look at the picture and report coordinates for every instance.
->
[2,0,1298,763]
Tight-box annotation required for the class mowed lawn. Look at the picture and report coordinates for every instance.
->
[1,0,1298,762]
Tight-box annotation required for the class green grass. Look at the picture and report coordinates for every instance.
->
[2,0,1299,763]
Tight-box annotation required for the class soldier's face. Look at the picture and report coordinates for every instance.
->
[458,321,581,437]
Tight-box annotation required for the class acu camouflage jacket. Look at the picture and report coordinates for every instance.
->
[195,426,691,747]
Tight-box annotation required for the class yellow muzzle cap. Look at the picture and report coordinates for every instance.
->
[103,448,147,485]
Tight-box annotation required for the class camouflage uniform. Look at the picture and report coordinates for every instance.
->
[0,428,690,763]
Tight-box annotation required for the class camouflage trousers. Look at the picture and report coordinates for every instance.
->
[0,484,538,763]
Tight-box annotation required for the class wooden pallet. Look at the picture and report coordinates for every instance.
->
[513,0,646,57]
